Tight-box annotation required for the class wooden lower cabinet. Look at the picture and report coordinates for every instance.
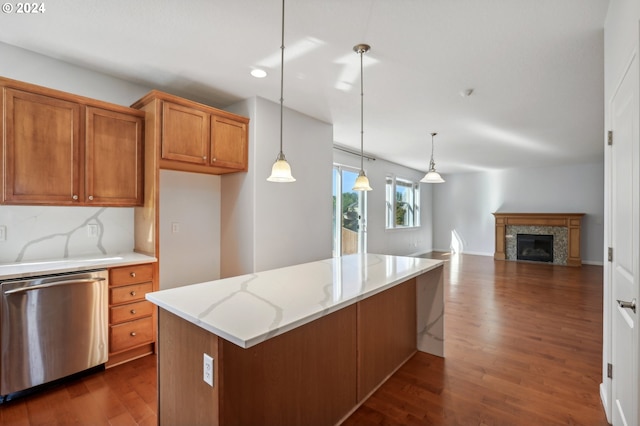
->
[157,278,418,426]
[357,278,417,400]
[107,263,156,367]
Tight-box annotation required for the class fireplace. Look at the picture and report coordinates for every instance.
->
[517,234,553,263]
[492,213,584,266]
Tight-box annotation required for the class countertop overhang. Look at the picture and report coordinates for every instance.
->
[0,252,157,280]
[146,253,443,349]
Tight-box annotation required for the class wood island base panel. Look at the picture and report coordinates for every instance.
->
[147,254,444,426]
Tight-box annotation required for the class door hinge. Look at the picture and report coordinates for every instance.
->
[608,247,613,262]
[608,130,613,146]
[607,363,613,379]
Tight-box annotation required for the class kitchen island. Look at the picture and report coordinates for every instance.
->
[146,254,444,426]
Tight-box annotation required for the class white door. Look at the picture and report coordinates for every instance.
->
[332,165,367,256]
[610,52,639,426]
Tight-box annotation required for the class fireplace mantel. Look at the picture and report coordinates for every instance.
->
[492,213,585,266]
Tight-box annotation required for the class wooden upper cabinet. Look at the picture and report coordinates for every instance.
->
[4,88,82,204]
[161,101,209,165]
[1,77,145,206]
[132,90,249,175]
[86,107,144,206]
[211,115,247,170]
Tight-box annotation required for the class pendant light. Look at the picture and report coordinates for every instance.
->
[267,0,296,182]
[420,132,445,183]
[352,43,372,191]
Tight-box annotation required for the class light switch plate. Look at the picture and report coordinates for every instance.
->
[171,222,180,233]
[0,225,6,241]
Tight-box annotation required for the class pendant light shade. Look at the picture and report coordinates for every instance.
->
[267,0,295,183]
[353,169,373,191]
[268,152,295,182]
[421,132,445,183]
[352,44,372,191]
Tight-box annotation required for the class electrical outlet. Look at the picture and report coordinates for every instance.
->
[203,353,214,387]
[0,225,6,242]
[171,222,180,233]
[87,224,99,238]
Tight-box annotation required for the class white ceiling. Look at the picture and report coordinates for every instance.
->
[0,0,609,174]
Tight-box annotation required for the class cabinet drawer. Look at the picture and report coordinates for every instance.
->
[110,316,154,353]
[110,300,154,324]
[110,282,152,305]
[110,263,153,286]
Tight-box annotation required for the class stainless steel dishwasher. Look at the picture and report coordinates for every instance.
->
[0,269,108,397]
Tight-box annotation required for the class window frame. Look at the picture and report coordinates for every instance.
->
[385,174,421,230]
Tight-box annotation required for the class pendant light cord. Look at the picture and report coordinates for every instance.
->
[430,134,434,166]
[430,132,438,170]
[359,48,364,172]
[279,0,285,158]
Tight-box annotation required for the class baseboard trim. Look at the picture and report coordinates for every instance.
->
[599,382,611,424]
[431,248,493,257]
[583,260,604,266]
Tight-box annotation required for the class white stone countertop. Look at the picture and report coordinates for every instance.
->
[146,253,443,349]
[0,252,157,280]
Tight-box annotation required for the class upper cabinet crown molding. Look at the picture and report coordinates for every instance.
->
[131,90,249,175]
[0,77,145,206]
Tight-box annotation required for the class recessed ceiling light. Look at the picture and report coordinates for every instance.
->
[251,68,267,78]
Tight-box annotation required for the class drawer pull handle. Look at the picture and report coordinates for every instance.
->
[130,332,137,337]
[130,272,136,278]
[130,309,136,315]
[130,291,136,296]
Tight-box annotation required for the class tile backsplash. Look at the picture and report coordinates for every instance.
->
[0,206,134,263]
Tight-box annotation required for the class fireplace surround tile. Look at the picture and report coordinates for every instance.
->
[505,225,568,265]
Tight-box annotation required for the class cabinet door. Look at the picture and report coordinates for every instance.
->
[4,89,81,204]
[86,107,143,206]
[161,101,209,164]
[210,115,247,170]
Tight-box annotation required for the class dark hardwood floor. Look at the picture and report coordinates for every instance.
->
[0,353,157,425]
[344,252,608,425]
[0,253,608,425]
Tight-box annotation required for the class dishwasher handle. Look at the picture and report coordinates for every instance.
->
[4,277,107,295]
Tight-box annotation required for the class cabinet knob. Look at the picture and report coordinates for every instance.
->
[203,156,207,160]
[130,272,136,278]
[72,195,78,200]
[88,195,94,201]
[130,309,137,315]
[212,157,217,162]
[130,332,137,337]
[130,291,136,296]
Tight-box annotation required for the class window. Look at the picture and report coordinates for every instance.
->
[386,175,421,229]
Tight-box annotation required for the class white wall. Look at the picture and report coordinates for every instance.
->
[159,170,221,289]
[0,43,153,263]
[220,98,257,278]
[333,150,434,256]
[0,42,150,106]
[222,96,333,276]
[432,162,604,264]
[602,0,640,420]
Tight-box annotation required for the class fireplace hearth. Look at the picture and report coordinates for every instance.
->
[517,234,553,263]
